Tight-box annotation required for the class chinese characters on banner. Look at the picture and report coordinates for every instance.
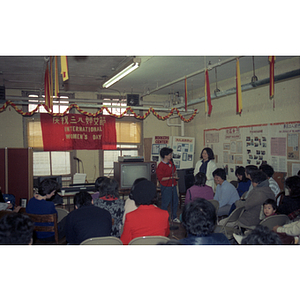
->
[40,114,117,151]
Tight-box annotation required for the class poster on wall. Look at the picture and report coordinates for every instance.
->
[151,136,171,162]
[204,121,300,180]
[171,136,195,169]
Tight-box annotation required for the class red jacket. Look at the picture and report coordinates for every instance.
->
[156,160,177,187]
[120,205,170,245]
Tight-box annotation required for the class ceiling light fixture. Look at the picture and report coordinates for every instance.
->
[102,57,141,88]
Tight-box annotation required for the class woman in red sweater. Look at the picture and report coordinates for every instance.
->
[120,179,170,245]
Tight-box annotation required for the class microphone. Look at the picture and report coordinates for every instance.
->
[73,157,81,161]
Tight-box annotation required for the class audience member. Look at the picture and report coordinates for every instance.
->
[120,179,170,245]
[213,168,240,216]
[92,176,107,201]
[277,176,300,215]
[179,198,230,245]
[0,213,34,245]
[65,191,112,245]
[262,199,277,218]
[156,147,180,223]
[241,225,282,245]
[122,177,147,224]
[235,170,275,227]
[194,147,217,189]
[93,177,124,238]
[185,172,214,206]
[235,166,251,197]
[259,163,280,197]
[26,178,59,240]
[243,165,258,199]
[273,219,300,243]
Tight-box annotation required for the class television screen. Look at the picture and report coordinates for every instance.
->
[121,163,151,189]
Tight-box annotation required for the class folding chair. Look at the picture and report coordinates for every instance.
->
[128,236,170,245]
[80,236,123,245]
[259,214,290,231]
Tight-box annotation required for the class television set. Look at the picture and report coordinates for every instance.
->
[177,168,195,194]
[114,162,157,190]
[33,175,63,190]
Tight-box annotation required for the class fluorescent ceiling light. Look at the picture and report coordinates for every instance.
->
[103,58,141,88]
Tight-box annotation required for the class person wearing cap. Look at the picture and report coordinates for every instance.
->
[120,179,170,245]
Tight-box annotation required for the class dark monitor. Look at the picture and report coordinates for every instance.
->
[33,175,62,190]
[177,168,195,194]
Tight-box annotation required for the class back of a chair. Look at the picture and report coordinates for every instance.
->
[55,207,69,223]
[128,236,170,245]
[259,214,290,231]
[208,200,220,215]
[276,191,285,206]
[80,236,123,245]
[25,213,58,244]
[224,206,245,225]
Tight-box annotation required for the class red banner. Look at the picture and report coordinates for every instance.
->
[40,114,117,151]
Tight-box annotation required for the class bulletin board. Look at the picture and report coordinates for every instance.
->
[204,121,300,180]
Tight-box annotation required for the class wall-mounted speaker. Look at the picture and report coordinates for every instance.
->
[127,94,140,106]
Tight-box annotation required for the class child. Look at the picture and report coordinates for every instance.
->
[262,199,277,218]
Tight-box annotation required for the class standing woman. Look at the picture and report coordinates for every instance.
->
[194,147,217,189]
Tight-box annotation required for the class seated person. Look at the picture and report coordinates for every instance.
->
[185,172,214,205]
[122,177,147,225]
[26,179,59,240]
[242,165,258,199]
[241,225,282,245]
[93,177,124,238]
[235,166,251,197]
[213,168,240,216]
[65,191,112,245]
[120,179,170,245]
[235,170,275,227]
[273,219,300,242]
[179,198,230,245]
[92,176,107,201]
[277,176,300,215]
[0,213,34,245]
[0,186,21,212]
[259,163,280,197]
[260,199,277,220]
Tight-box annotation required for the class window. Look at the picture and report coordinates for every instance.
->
[28,94,70,113]
[101,97,133,117]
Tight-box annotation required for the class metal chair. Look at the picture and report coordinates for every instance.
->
[55,207,69,223]
[80,236,123,245]
[208,199,220,215]
[259,214,290,231]
[214,206,245,240]
[128,236,170,245]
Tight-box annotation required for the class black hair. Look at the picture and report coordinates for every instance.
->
[241,225,282,245]
[95,176,107,192]
[129,177,148,200]
[212,168,227,181]
[285,175,300,197]
[259,164,274,178]
[38,179,60,196]
[200,147,215,160]
[250,170,267,184]
[235,166,249,182]
[160,147,173,159]
[182,198,217,236]
[74,191,93,209]
[98,177,119,199]
[263,199,277,211]
[194,172,207,186]
[0,213,34,245]
[131,180,157,206]
[245,165,258,178]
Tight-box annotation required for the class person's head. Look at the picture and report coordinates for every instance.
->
[212,168,226,185]
[0,213,34,245]
[98,177,119,199]
[297,170,300,177]
[182,198,217,236]
[131,179,157,206]
[160,147,173,160]
[194,172,207,187]
[94,176,107,192]
[129,177,148,200]
[263,199,277,217]
[285,175,300,197]
[200,147,214,161]
[235,166,248,182]
[259,164,274,179]
[245,165,258,180]
[250,170,267,187]
[241,225,282,245]
[38,179,60,198]
[74,191,93,209]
